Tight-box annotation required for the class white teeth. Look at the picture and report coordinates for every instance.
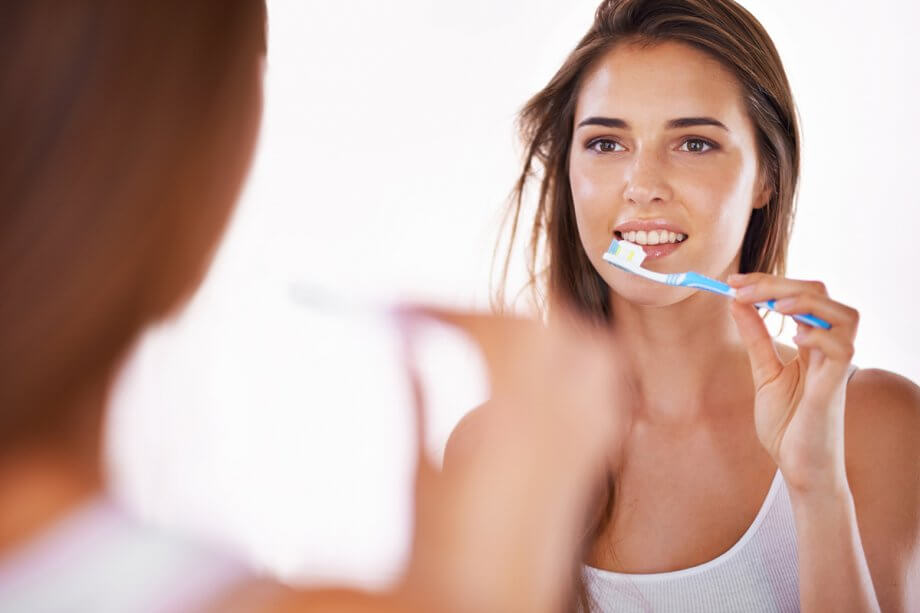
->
[619,229,687,245]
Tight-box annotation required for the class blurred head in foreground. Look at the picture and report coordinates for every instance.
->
[0,5,624,612]
[0,1,266,456]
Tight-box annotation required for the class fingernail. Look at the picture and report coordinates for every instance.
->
[727,274,744,285]
[736,285,756,299]
[774,298,795,311]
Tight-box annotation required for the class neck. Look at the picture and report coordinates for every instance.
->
[0,375,109,555]
[609,288,754,423]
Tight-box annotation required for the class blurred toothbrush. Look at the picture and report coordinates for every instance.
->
[602,238,831,329]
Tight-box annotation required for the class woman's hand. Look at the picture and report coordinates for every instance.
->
[727,273,860,497]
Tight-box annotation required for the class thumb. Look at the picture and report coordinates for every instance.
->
[730,300,783,388]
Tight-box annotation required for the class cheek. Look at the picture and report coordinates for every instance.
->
[569,158,623,246]
[679,157,757,239]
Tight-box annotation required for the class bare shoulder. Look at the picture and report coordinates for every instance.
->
[844,367,920,512]
[845,367,920,488]
[844,368,920,610]
[845,367,920,455]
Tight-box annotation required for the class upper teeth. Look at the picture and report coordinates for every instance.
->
[619,230,686,245]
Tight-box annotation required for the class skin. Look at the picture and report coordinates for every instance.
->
[448,40,920,611]
[567,38,796,580]
[241,309,624,613]
[572,40,919,611]
[0,39,621,613]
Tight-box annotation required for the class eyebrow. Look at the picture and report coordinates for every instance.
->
[576,116,729,131]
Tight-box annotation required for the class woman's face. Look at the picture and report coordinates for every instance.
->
[568,40,770,307]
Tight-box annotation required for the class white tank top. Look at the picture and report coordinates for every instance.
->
[584,469,798,612]
[0,497,247,613]
[583,365,859,613]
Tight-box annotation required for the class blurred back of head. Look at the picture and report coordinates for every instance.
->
[0,1,266,450]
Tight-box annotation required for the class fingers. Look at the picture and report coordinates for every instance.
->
[394,306,540,391]
[395,305,528,349]
[399,331,433,471]
[773,293,859,336]
[728,272,828,304]
[395,304,615,399]
[728,273,858,336]
[394,304,621,457]
[729,300,784,387]
[728,274,859,375]
[792,325,856,363]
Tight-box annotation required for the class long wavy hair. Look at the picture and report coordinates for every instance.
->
[494,0,799,327]
[492,1,800,609]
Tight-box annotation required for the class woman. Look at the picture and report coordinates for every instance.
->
[0,2,622,612]
[447,0,920,611]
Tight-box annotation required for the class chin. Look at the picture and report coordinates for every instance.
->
[601,270,695,307]
[613,287,692,307]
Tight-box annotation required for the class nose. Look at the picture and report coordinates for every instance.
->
[622,149,673,206]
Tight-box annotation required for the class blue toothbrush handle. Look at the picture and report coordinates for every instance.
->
[677,272,832,329]
[675,271,735,297]
[758,300,831,330]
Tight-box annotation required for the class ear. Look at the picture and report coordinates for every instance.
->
[752,171,773,210]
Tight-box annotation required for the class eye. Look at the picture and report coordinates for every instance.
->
[678,138,716,153]
[587,138,625,154]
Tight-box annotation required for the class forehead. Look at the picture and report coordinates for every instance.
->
[575,40,750,129]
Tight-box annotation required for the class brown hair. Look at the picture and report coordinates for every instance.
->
[0,2,266,450]
[493,1,800,609]
[494,0,799,327]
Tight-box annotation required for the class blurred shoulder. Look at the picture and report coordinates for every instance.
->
[443,405,489,474]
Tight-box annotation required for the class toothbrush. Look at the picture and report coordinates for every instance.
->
[602,238,831,329]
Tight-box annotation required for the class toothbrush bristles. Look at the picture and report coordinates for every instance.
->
[607,238,648,267]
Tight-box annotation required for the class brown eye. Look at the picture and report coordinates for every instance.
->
[679,138,714,153]
[588,139,624,153]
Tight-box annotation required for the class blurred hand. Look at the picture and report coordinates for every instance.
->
[397,306,624,613]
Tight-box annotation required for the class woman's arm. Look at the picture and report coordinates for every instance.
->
[844,369,920,613]
[729,274,882,611]
[789,478,880,613]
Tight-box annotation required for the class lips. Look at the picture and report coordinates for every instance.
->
[614,218,687,260]
[612,219,688,261]
[613,219,688,235]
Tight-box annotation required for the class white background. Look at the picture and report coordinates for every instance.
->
[107,0,920,589]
